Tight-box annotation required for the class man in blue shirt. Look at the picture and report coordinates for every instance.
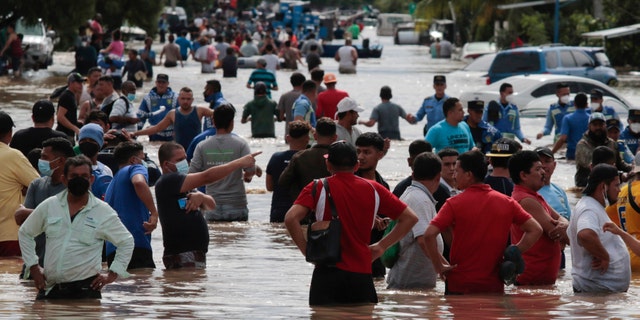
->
[246,58,278,99]
[425,98,474,154]
[552,92,589,160]
[484,83,531,144]
[620,109,640,154]
[415,75,450,136]
[464,100,502,154]
[175,31,192,61]
[590,88,620,129]
[137,74,178,141]
[293,80,318,128]
[537,83,574,141]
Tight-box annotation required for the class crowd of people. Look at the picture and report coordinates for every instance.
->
[3,9,640,307]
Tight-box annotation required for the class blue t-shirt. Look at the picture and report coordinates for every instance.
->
[266,149,299,222]
[538,183,571,220]
[542,102,575,137]
[293,94,316,127]
[416,94,449,135]
[425,120,474,154]
[105,164,151,255]
[174,36,192,58]
[559,108,589,160]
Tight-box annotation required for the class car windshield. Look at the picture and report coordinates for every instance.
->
[15,20,43,36]
[491,52,540,73]
[463,53,496,72]
[594,52,612,67]
[466,42,495,53]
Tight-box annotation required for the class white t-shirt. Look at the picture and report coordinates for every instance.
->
[194,45,216,74]
[337,46,356,70]
[569,196,630,292]
[110,97,138,132]
[262,54,279,73]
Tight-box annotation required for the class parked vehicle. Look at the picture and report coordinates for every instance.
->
[448,53,496,88]
[460,74,633,117]
[376,13,412,36]
[487,45,618,86]
[15,18,55,70]
[459,41,496,61]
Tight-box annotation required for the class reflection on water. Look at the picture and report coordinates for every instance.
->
[2,36,640,318]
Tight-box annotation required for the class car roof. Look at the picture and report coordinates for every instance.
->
[497,45,593,55]
[486,74,603,90]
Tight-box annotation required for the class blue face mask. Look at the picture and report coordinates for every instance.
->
[174,159,189,174]
[38,158,59,177]
[127,93,136,102]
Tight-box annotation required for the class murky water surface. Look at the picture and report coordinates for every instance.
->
[1,36,640,318]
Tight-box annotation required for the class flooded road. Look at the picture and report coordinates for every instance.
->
[2,36,640,318]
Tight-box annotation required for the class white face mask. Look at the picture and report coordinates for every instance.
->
[590,102,601,111]
[559,95,570,104]
[505,94,514,104]
[630,123,640,133]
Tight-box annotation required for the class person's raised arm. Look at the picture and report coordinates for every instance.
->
[131,173,158,234]
[132,110,174,138]
[181,151,261,193]
[604,222,640,257]
[359,118,376,127]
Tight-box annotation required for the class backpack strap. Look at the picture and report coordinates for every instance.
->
[323,178,338,220]
[628,182,640,214]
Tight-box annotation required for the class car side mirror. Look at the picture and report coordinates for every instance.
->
[46,30,56,38]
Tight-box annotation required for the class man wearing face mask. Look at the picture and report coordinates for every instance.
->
[107,81,139,132]
[18,155,134,299]
[155,142,259,269]
[137,74,179,141]
[536,83,574,141]
[569,164,630,293]
[104,141,158,269]
[485,83,531,145]
[77,123,113,200]
[14,138,76,277]
[620,109,640,155]
[590,89,620,127]
[552,93,590,160]
[202,79,227,131]
[575,113,631,187]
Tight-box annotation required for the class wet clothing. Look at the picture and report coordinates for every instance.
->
[336,46,356,74]
[316,88,349,119]
[465,117,502,154]
[292,94,316,127]
[104,164,155,269]
[247,68,278,99]
[484,101,526,141]
[511,185,561,285]
[305,52,321,72]
[138,48,156,79]
[416,94,450,135]
[242,96,278,138]
[155,172,209,268]
[175,36,192,61]
[138,87,178,141]
[18,190,134,294]
[267,149,299,222]
[123,59,147,88]
[56,89,79,138]
[429,184,532,294]
[174,107,202,150]
[277,89,302,136]
[541,102,575,138]
[370,101,407,140]
[559,108,590,160]
[425,120,474,154]
[569,196,630,292]
[222,54,238,78]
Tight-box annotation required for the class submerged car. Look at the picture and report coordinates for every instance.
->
[459,41,497,61]
[487,45,618,86]
[15,18,56,69]
[460,74,633,117]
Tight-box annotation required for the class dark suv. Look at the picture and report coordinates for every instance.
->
[487,45,617,86]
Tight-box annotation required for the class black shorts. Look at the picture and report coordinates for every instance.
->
[309,266,378,306]
[107,247,156,269]
[38,275,101,300]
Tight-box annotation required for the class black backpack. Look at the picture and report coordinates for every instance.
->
[101,96,130,126]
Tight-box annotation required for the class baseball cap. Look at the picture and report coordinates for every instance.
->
[254,82,267,95]
[78,123,104,148]
[67,72,86,83]
[590,88,604,99]
[156,74,169,82]
[589,112,606,124]
[467,100,485,112]
[323,73,337,84]
[629,109,640,121]
[534,147,554,160]
[486,138,520,158]
[606,118,621,131]
[336,97,364,116]
[0,111,15,134]
[325,140,357,168]
[32,100,56,123]
[433,75,446,84]
[583,163,619,195]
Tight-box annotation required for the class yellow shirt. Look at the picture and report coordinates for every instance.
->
[0,143,39,242]
[614,181,640,271]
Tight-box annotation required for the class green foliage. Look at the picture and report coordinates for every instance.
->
[519,11,549,45]
[374,0,411,14]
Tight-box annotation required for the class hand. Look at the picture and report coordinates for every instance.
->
[90,271,118,291]
[547,220,568,242]
[373,216,390,231]
[143,214,158,234]
[29,265,46,291]
[591,256,609,274]
[603,222,624,235]
[536,133,543,140]
[523,138,532,145]
[255,165,263,178]
[435,262,457,281]
[184,192,206,212]
[369,243,385,261]
[239,151,261,168]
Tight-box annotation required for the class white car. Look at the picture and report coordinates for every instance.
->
[459,41,497,61]
[459,74,635,117]
[15,18,56,69]
[448,53,496,89]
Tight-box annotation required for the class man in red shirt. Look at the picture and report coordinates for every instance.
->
[423,150,542,294]
[285,141,418,305]
[508,150,568,285]
[316,73,349,119]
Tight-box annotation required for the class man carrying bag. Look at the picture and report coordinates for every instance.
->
[285,141,418,306]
